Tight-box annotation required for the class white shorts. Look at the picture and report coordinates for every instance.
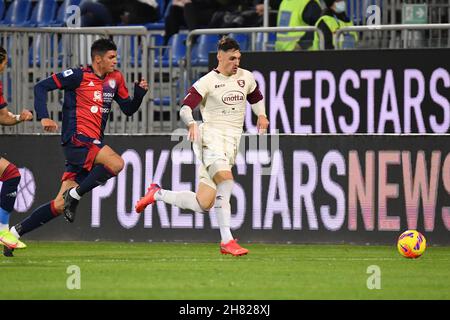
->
[194,124,240,190]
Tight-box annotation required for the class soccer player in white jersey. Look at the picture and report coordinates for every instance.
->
[135,37,269,256]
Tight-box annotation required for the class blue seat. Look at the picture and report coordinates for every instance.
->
[51,0,82,27]
[191,34,219,67]
[28,34,61,67]
[228,33,249,51]
[0,1,5,21]
[0,0,32,26]
[145,0,171,30]
[255,32,276,51]
[155,33,187,68]
[26,0,58,27]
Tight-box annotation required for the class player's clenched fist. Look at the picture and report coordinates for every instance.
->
[137,78,148,91]
[41,118,58,132]
[19,109,33,121]
[257,115,269,134]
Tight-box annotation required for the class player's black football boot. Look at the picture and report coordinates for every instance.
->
[63,188,79,223]
[3,245,14,257]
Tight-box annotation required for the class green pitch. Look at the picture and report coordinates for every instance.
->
[0,242,449,300]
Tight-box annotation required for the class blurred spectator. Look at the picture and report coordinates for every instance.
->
[80,0,113,27]
[119,0,160,25]
[164,0,189,45]
[312,0,357,50]
[254,0,282,26]
[275,0,322,51]
[164,0,221,45]
[80,0,160,27]
[209,0,281,29]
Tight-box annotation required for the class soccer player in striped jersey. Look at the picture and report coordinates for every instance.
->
[9,39,148,245]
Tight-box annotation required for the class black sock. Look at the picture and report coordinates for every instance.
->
[14,202,58,236]
[76,165,116,196]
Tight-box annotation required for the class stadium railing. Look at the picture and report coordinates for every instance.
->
[334,23,450,49]
[0,25,154,135]
[183,26,325,98]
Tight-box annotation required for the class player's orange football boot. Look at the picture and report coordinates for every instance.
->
[135,183,161,213]
[220,239,249,256]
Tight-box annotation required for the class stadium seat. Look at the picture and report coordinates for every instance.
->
[191,34,219,67]
[145,0,171,30]
[255,32,276,51]
[26,0,58,27]
[0,0,5,21]
[0,0,32,26]
[155,33,187,68]
[51,0,82,27]
[228,33,249,51]
[28,34,61,67]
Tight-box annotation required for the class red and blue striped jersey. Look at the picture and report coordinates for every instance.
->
[35,66,146,144]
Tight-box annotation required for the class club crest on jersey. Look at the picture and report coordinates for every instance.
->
[93,90,102,102]
[108,79,116,89]
[237,80,245,88]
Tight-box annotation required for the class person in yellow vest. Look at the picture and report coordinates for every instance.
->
[312,0,358,50]
[275,0,322,51]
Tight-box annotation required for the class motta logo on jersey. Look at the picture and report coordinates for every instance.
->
[222,91,245,105]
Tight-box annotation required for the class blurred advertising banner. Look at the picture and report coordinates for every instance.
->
[208,49,450,134]
[3,134,449,245]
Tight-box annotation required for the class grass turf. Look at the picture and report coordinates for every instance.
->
[0,241,449,300]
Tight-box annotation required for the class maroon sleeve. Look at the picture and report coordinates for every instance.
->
[182,87,203,109]
[247,83,263,104]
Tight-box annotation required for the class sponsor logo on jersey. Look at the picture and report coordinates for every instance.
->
[63,69,73,77]
[237,80,245,88]
[90,106,110,114]
[103,92,115,103]
[88,81,95,87]
[222,91,245,105]
[215,84,225,89]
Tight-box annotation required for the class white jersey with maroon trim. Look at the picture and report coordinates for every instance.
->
[192,68,258,136]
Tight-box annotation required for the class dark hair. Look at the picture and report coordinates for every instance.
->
[217,36,240,52]
[91,38,117,59]
[0,46,7,64]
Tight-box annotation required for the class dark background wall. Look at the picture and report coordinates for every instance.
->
[2,134,449,245]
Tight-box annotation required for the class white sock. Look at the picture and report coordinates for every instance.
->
[157,189,207,213]
[10,226,20,239]
[70,188,81,200]
[0,223,8,232]
[214,180,234,243]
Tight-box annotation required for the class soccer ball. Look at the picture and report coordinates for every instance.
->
[397,230,426,259]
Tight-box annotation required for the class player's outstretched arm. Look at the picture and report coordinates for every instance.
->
[0,107,33,126]
[116,78,148,116]
[34,76,61,122]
